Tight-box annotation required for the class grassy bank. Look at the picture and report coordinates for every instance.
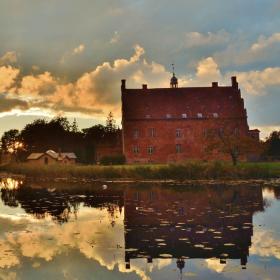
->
[1,161,280,181]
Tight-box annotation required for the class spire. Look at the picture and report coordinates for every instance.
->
[170,63,178,88]
[176,258,185,280]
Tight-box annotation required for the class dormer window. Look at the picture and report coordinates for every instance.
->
[213,113,219,118]
[166,114,172,119]
[197,113,203,118]
[182,113,187,119]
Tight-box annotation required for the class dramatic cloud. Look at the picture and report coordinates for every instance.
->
[0,66,20,92]
[19,72,57,97]
[195,57,221,84]
[0,95,29,112]
[229,67,280,96]
[0,0,279,137]
[1,45,172,118]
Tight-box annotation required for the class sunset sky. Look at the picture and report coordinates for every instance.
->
[0,0,280,139]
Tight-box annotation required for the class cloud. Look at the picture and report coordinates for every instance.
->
[73,44,85,55]
[0,66,20,92]
[0,45,170,118]
[0,44,279,138]
[19,72,57,97]
[205,258,226,273]
[195,57,221,84]
[229,67,280,96]
[250,228,280,260]
[185,30,230,48]
[251,33,280,52]
[0,95,29,112]
[215,32,280,68]
[0,51,18,66]
[60,44,86,64]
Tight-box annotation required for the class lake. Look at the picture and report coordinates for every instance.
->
[0,177,280,280]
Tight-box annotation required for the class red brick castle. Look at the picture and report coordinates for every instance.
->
[121,73,259,163]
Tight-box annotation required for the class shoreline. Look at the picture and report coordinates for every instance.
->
[1,172,280,187]
[0,161,280,187]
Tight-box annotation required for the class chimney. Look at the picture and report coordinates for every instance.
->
[231,76,238,89]
[121,79,126,91]
[212,82,218,87]
[142,84,147,90]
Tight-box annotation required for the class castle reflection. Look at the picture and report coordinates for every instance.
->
[124,185,264,270]
[0,178,266,272]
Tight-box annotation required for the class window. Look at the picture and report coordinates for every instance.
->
[176,129,182,138]
[147,146,154,155]
[166,114,172,119]
[133,129,139,139]
[203,129,208,137]
[197,113,203,118]
[148,128,156,137]
[213,113,219,118]
[234,128,239,136]
[182,113,187,119]
[218,128,224,136]
[133,146,140,154]
[176,144,182,153]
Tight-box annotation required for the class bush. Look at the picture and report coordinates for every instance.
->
[99,154,126,165]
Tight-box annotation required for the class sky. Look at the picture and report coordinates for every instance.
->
[0,0,280,139]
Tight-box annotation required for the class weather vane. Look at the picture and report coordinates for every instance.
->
[171,63,175,76]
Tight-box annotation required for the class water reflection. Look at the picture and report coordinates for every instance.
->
[124,186,263,271]
[0,177,280,279]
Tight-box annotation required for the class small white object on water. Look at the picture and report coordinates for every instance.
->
[102,185,108,190]
[47,188,56,193]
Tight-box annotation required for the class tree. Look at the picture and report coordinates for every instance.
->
[1,129,21,153]
[0,129,25,161]
[71,118,79,133]
[264,130,280,159]
[106,112,117,133]
[205,123,262,165]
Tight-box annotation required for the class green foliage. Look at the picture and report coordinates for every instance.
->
[99,154,126,165]
[105,112,117,133]
[264,130,280,159]
[1,161,279,180]
[1,129,20,152]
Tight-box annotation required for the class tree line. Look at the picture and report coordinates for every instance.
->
[0,112,121,164]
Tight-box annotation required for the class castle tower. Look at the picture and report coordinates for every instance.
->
[170,64,178,88]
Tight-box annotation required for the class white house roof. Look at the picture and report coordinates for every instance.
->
[46,150,58,159]
[27,151,77,161]
[62,153,77,159]
[27,153,44,160]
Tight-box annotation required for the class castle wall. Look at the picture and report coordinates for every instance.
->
[121,78,250,163]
